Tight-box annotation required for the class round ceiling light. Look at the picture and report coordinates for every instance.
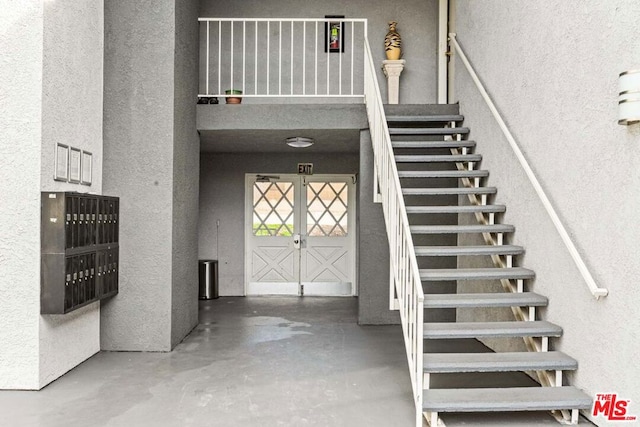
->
[285,137,314,148]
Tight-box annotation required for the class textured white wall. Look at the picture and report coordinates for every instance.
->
[39,304,100,387]
[453,1,640,423]
[38,0,104,388]
[199,0,439,104]
[41,0,104,192]
[0,0,43,390]
[1,0,105,390]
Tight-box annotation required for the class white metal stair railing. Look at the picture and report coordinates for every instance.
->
[448,33,608,300]
[198,18,367,99]
[387,114,592,426]
[363,38,425,427]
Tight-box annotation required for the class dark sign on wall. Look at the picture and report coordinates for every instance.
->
[298,163,314,175]
[325,15,345,53]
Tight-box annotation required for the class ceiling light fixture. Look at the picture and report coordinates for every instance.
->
[285,137,314,148]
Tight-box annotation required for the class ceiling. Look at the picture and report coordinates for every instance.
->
[199,129,361,153]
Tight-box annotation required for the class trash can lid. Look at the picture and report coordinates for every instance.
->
[199,259,217,263]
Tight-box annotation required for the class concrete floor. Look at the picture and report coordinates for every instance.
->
[0,297,592,426]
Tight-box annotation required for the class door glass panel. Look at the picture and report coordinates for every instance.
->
[306,182,348,237]
[253,182,294,236]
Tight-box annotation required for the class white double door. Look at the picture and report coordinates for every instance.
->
[245,174,356,296]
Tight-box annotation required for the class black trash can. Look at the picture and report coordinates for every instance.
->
[199,260,219,299]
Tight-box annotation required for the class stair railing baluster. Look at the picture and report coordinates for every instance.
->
[363,37,425,427]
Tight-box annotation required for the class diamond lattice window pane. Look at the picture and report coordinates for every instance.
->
[253,182,294,236]
[306,182,348,237]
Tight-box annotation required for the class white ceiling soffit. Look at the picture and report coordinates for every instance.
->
[199,129,361,153]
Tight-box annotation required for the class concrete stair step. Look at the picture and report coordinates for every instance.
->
[423,321,563,339]
[407,205,506,215]
[383,105,461,116]
[415,245,524,257]
[410,224,515,234]
[423,351,578,373]
[423,292,548,308]
[422,386,592,412]
[395,154,482,163]
[403,187,497,196]
[386,109,591,424]
[398,170,489,179]
[420,267,534,281]
[389,127,470,135]
[387,114,464,123]
[392,140,476,149]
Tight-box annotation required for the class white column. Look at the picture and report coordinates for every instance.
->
[438,0,448,104]
[382,59,406,104]
[0,0,43,390]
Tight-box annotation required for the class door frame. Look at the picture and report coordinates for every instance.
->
[243,173,358,297]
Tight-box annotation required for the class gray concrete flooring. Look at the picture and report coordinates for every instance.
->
[0,297,592,426]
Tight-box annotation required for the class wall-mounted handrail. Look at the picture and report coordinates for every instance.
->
[198,18,367,98]
[363,36,425,427]
[449,33,608,300]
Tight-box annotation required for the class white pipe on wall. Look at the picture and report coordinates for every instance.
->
[437,0,448,103]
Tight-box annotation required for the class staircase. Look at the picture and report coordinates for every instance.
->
[385,106,592,426]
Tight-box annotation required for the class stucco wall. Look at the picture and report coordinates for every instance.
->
[0,0,43,390]
[453,1,640,423]
[103,0,200,351]
[38,0,104,388]
[198,0,438,104]
[171,0,201,348]
[102,0,177,351]
[41,0,104,193]
[0,0,105,390]
[358,131,398,324]
[199,152,359,296]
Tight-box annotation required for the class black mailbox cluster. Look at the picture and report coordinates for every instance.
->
[64,195,119,248]
[41,192,120,314]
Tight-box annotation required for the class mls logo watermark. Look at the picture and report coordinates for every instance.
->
[593,393,636,422]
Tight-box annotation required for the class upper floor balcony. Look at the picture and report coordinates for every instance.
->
[195,16,439,155]
[197,15,439,107]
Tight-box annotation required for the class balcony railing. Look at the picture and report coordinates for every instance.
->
[198,18,368,99]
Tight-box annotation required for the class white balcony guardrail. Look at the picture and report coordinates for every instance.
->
[363,37,425,427]
[449,33,608,300]
[198,18,367,98]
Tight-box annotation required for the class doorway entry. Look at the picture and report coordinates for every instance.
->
[245,174,356,296]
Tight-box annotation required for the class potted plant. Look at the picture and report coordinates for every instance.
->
[225,89,243,104]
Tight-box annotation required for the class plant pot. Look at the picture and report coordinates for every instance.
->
[225,89,243,104]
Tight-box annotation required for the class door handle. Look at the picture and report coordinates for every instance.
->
[293,233,301,249]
